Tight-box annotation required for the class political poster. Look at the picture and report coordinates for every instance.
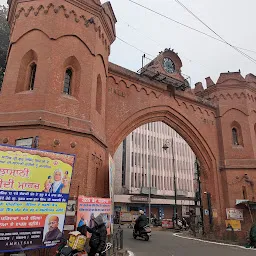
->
[0,145,75,253]
[76,196,111,236]
[225,220,241,231]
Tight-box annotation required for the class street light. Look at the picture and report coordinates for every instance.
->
[148,156,151,226]
[163,138,178,226]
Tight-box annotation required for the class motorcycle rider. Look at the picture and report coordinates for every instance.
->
[134,210,148,235]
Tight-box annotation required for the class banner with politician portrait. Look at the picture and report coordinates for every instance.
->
[0,145,75,253]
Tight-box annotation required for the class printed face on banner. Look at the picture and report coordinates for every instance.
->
[0,145,75,253]
[76,196,112,235]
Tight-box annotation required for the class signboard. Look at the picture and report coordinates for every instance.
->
[162,219,173,229]
[226,208,243,220]
[66,200,77,216]
[225,220,241,231]
[76,196,111,235]
[212,209,218,218]
[204,209,209,216]
[182,206,190,217]
[0,145,75,253]
[130,196,149,202]
[120,212,132,222]
[15,138,33,148]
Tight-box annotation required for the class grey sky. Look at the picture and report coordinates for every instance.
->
[1,0,256,87]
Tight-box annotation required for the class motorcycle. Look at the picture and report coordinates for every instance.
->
[175,218,189,231]
[133,225,151,241]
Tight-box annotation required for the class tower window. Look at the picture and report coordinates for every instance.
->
[64,68,72,95]
[232,128,239,145]
[28,63,37,90]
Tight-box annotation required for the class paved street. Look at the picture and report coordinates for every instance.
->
[122,228,255,256]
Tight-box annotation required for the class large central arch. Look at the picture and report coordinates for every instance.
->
[105,64,224,233]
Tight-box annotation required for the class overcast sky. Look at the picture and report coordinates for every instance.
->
[1,0,256,87]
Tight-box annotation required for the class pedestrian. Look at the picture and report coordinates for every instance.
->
[80,214,107,256]
[249,221,256,248]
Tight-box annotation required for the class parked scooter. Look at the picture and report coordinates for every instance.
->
[56,239,112,256]
[175,217,189,231]
[133,225,152,241]
[55,236,85,256]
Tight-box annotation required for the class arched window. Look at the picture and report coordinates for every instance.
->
[231,121,243,146]
[232,128,239,145]
[63,56,81,98]
[96,75,102,114]
[28,63,37,90]
[16,49,38,93]
[63,68,72,95]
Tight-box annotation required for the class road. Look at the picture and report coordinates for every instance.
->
[122,228,255,256]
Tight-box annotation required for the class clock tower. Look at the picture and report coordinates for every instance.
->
[140,48,189,90]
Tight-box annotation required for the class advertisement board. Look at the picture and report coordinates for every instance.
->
[162,219,173,229]
[120,212,132,222]
[76,196,111,235]
[0,145,75,253]
[226,208,243,220]
[225,220,241,231]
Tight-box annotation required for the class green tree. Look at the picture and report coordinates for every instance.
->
[0,5,10,88]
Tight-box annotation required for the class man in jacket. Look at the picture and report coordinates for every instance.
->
[81,214,107,256]
[135,210,148,234]
[250,221,256,248]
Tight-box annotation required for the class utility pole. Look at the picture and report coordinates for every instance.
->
[171,139,178,226]
[148,153,151,226]
[163,139,177,226]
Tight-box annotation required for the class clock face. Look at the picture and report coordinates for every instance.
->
[163,57,175,73]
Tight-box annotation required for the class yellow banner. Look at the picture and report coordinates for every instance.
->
[225,220,241,231]
[0,145,75,252]
[0,146,74,193]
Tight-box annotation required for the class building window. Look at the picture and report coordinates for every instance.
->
[232,128,239,145]
[64,68,72,95]
[28,63,37,90]
[131,152,134,167]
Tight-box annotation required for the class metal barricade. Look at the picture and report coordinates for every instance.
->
[107,227,123,256]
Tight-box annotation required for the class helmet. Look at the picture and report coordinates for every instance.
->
[139,210,144,215]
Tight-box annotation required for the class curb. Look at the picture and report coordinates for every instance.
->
[173,233,256,251]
